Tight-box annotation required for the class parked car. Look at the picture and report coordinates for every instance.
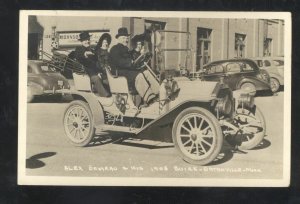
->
[27,60,70,102]
[190,58,271,96]
[57,49,266,166]
[251,57,284,93]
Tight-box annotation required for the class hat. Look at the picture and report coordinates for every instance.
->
[98,33,112,46]
[78,31,91,41]
[115,27,130,38]
[131,34,145,46]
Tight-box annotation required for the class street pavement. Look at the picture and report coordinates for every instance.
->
[25,91,285,179]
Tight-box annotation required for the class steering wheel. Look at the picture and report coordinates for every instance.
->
[133,52,152,70]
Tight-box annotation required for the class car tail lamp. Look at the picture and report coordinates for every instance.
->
[215,95,233,116]
[237,93,254,109]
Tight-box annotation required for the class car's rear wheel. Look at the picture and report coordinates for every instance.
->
[240,82,256,96]
[27,87,34,103]
[270,77,280,93]
[63,100,95,147]
[234,106,266,150]
[172,107,223,165]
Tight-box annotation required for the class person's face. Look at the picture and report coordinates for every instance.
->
[101,39,109,49]
[81,38,90,47]
[136,41,143,51]
[119,36,129,46]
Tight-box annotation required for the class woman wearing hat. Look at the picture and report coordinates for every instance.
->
[95,33,112,73]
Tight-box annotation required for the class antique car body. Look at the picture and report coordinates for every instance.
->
[251,57,284,93]
[27,60,70,102]
[53,30,266,166]
[61,61,266,166]
[190,59,271,95]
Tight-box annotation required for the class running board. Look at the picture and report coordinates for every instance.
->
[95,124,140,134]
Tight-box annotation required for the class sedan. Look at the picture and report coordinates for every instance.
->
[27,60,70,102]
[191,58,271,96]
[251,57,284,93]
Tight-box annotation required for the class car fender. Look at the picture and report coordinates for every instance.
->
[28,82,44,96]
[69,91,105,127]
[268,72,284,85]
[236,77,270,90]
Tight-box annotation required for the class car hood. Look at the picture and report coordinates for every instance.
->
[172,79,219,105]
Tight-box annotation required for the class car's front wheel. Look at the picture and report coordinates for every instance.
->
[63,100,95,147]
[270,77,280,93]
[172,107,223,165]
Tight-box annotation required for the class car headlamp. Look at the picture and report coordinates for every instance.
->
[238,93,254,109]
[215,95,232,116]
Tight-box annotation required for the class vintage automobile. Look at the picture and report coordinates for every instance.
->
[251,57,284,93]
[57,51,266,166]
[27,60,70,102]
[190,59,271,96]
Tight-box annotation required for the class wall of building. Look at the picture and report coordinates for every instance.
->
[29,16,285,71]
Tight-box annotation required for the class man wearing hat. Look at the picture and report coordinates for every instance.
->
[109,28,159,106]
[75,31,110,97]
[109,27,137,91]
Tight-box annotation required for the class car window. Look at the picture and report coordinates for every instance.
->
[273,60,284,66]
[226,63,240,73]
[28,66,33,73]
[263,60,271,67]
[40,64,55,73]
[204,64,224,74]
[255,60,263,67]
[241,62,254,72]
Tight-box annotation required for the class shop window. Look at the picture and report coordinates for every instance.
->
[196,28,212,71]
[235,33,246,58]
[264,38,272,56]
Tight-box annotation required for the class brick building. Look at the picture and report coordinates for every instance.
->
[28,16,284,72]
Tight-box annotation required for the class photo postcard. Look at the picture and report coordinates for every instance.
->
[18,10,291,186]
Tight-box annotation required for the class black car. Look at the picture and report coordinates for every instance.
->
[191,58,271,95]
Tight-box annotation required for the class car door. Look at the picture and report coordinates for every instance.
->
[223,62,242,90]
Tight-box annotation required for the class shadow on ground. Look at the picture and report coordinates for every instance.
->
[251,139,271,150]
[26,152,56,169]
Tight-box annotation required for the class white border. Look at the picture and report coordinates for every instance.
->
[18,10,291,187]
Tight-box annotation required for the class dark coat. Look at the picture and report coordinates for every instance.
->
[109,43,134,71]
[96,48,109,75]
[130,49,141,61]
[74,46,98,76]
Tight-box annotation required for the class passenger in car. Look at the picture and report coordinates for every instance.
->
[130,34,144,61]
[95,33,112,95]
[75,31,110,97]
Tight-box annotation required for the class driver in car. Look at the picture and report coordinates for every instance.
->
[109,27,159,106]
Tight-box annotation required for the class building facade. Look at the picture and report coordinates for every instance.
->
[28,16,284,72]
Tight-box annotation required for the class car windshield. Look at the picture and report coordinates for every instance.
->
[273,60,284,66]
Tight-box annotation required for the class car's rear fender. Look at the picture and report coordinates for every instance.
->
[70,91,105,127]
[135,100,213,135]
